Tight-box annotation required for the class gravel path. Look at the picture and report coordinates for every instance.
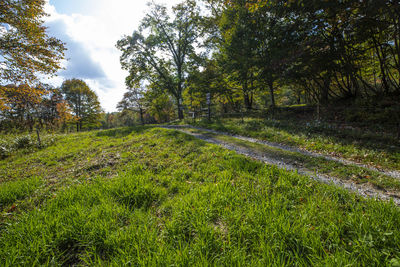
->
[167,125,400,179]
[163,125,400,205]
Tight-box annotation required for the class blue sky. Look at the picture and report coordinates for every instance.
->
[44,0,182,112]
[49,0,97,15]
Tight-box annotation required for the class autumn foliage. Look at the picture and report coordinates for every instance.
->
[0,0,65,84]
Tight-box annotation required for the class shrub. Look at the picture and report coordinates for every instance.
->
[13,135,32,149]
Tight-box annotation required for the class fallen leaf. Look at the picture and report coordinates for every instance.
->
[7,205,17,213]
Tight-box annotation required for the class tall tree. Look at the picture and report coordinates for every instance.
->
[61,79,102,132]
[117,0,201,120]
[219,2,259,110]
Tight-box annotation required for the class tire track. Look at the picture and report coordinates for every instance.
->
[162,125,400,205]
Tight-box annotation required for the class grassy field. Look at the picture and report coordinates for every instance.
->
[186,118,400,172]
[1,127,400,265]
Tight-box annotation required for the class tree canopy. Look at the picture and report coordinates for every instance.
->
[61,79,102,132]
[117,0,201,119]
[0,0,65,84]
[113,0,400,127]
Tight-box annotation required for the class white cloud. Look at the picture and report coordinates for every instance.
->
[43,0,182,112]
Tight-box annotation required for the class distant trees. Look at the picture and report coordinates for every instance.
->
[117,86,146,125]
[144,86,175,123]
[0,84,77,132]
[0,79,103,133]
[61,79,102,132]
[0,84,45,131]
[117,82,175,125]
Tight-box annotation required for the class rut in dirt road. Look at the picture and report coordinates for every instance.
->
[163,125,400,205]
[172,125,400,179]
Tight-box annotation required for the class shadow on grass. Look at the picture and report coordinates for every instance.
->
[196,118,400,156]
[260,119,400,154]
[162,127,202,142]
[96,126,154,138]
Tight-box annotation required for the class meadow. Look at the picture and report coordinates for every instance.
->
[1,127,400,265]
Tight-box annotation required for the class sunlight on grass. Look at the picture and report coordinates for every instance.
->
[189,118,400,171]
[0,177,43,208]
[0,127,399,265]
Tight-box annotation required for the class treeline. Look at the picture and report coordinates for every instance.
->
[0,1,103,134]
[0,79,103,133]
[117,0,400,127]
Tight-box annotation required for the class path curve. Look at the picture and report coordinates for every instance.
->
[169,125,400,179]
[162,125,400,205]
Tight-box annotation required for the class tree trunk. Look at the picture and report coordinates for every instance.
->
[139,108,144,126]
[177,97,184,120]
[242,79,252,111]
[243,93,252,111]
[178,107,183,120]
[268,79,275,109]
[320,76,330,105]
[36,128,41,147]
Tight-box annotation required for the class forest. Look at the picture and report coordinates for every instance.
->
[113,0,400,135]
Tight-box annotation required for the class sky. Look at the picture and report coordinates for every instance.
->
[44,0,182,112]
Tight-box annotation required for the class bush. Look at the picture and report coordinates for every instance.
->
[13,135,32,149]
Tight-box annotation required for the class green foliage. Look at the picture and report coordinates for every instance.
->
[117,0,201,119]
[144,89,175,123]
[61,79,102,131]
[13,135,32,149]
[0,145,9,159]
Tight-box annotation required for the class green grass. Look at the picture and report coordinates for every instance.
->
[217,133,400,192]
[1,127,400,265]
[183,127,400,193]
[0,177,43,209]
[186,118,400,172]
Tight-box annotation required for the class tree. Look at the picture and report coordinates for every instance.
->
[117,0,201,120]
[0,0,65,85]
[117,86,147,125]
[38,88,76,131]
[144,86,174,123]
[0,83,76,136]
[61,79,102,132]
[218,2,260,110]
[0,83,45,131]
